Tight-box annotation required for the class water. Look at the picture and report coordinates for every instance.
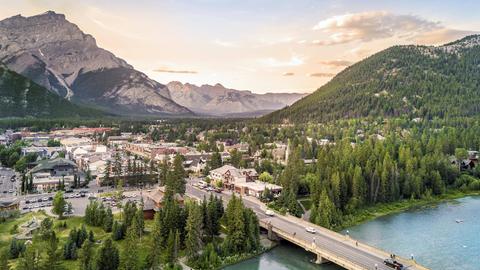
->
[225,196,480,270]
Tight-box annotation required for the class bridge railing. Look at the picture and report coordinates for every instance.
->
[262,220,369,270]
[265,215,429,270]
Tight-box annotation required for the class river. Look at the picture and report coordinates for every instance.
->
[225,196,480,270]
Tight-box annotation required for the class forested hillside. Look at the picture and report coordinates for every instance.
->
[263,35,480,123]
[0,64,105,118]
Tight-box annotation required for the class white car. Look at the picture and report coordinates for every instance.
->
[305,227,316,234]
[265,210,275,216]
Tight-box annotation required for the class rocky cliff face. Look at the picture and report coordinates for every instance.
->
[166,81,306,116]
[0,11,191,115]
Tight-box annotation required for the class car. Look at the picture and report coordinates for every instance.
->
[48,196,53,201]
[80,193,86,197]
[22,206,28,210]
[383,258,404,270]
[42,197,49,201]
[265,210,275,216]
[25,199,31,204]
[74,193,81,198]
[37,198,43,202]
[305,227,316,234]
[8,189,14,193]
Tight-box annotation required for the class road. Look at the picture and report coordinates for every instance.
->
[185,183,422,270]
[0,167,19,197]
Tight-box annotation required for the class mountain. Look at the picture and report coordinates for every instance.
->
[166,81,306,116]
[262,35,480,123]
[0,63,105,118]
[0,11,191,116]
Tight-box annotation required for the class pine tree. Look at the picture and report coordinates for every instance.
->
[104,207,114,232]
[17,246,40,270]
[79,239,95,270]
[95,238,120,270]
[43,231,63,270]
[149,211,165,269]
[185,203,203,260]
[120,226,140,270]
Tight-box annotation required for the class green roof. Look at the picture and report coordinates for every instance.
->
[29,158,77,174]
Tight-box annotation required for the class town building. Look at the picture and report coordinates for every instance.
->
[28,158,78,192]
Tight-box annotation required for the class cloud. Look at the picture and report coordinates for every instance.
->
[213,39,237,47]
[153,68,198,74]
[282,72,295,76]
[312,11,449,45]
[414,28,477,45]
[259,56,304,67]
[308,72,335,77]
[318,60,353,67]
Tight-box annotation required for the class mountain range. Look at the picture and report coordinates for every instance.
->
[262,35,480,123]
[0,11,306,118]
[166,81,306,116]
[0,11,191,116]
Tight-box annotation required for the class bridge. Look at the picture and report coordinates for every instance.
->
[186,184,430,270]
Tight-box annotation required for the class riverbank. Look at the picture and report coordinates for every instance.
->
[336,190,480,231]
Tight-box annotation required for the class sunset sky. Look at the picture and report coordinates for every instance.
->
[1,0,478,93]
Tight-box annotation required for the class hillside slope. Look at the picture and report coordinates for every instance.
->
[0,64,105,118]
[262,35,480,123]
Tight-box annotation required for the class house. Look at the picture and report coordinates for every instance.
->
[183,154,210,174]
[28,158,78,192]
[209,165,258,189]
[143,186,185,219]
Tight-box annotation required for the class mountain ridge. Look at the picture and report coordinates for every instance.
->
[166,81,307,116]
[0,63,106,118]
[261,34,480,123]
[0,11,192,116]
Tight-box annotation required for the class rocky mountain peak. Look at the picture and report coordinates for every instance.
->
[0,11,191,116]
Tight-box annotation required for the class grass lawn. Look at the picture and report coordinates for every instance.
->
[298,198,312,211]
[0,210,155,269]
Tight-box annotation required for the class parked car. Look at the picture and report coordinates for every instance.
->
[305,227,316,234]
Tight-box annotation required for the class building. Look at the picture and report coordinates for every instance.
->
[0,198,19,212]
[21,146,65,159]
[209,165,281,197]
[183,154,210,174]
[234,181,282,198]
[143,186,185,219]
[28,158,78,192]
[107,135,131,146]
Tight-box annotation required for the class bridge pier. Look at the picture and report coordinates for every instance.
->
[267,223,280,241]
[314,253,329,264]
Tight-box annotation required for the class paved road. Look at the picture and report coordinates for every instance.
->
[185,183,421,270]
[0,167,18,197]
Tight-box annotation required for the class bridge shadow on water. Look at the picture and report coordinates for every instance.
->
[223,240,344,270]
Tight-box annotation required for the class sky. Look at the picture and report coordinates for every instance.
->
[1,0,479,94]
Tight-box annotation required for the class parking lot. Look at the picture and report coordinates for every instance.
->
[19,190,144,217]
[0,167,18,197]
